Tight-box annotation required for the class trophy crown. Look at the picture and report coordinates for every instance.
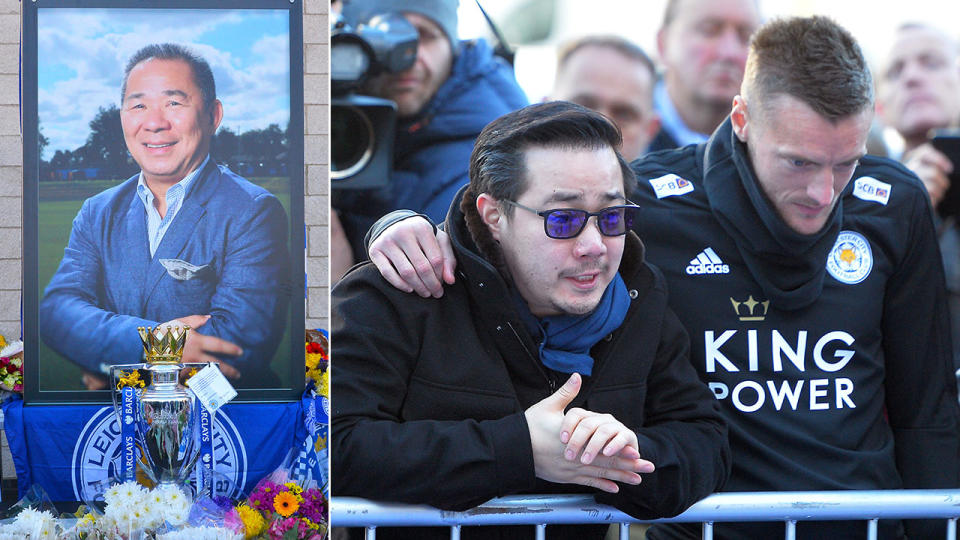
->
[137,325,189,364]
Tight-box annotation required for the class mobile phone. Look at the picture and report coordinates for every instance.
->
[930,129,960,219]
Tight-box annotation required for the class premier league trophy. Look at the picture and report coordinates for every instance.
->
[110,325,201,488]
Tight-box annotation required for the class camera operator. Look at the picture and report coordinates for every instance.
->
[878,23,960,375]
[332,0,527,281]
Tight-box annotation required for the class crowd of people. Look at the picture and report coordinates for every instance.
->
[330,0,960,538]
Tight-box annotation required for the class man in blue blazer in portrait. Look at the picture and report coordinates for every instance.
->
[39,43,291,389]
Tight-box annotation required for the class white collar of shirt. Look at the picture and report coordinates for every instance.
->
[135,155,210,256]
[654,80,711,147]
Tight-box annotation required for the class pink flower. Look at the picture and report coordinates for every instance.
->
[223,506,245,535]
[247,480,284,516]
[299,495,326,524]
[266,516,298,539]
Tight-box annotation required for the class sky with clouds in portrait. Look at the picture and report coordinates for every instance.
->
[37,8,291,157]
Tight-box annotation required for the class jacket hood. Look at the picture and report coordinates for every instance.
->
[395,39,527,154]
[701,118,842,310]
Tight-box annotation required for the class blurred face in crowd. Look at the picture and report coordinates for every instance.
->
[878,25,960,144]
[552,45,661,161]
[658,0,760,112]
[121,58,222,186]
[480,146,627,317]
[732,93,871,235]
[364,12,453,118]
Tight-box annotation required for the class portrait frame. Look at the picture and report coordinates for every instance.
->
[22,0,306,403]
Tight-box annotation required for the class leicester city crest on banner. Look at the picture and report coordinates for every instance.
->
[291,392,329,493]
[71,406,247,501]
[826,231,873,285]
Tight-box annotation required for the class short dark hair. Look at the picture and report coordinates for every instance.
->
[467,101,632,218]
[556,35,656,81]
[121,43,217,114]
[743,16,872,120]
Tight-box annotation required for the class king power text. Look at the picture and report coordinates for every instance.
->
[703,329,857,413]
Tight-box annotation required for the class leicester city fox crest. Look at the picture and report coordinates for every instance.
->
[72,407,247,501]
[826,231,873,285]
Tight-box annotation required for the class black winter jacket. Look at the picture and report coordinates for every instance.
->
[332,188,730,539]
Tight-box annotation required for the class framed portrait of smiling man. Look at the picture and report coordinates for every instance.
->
[21,0,305,403]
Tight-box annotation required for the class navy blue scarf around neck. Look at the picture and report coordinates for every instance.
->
[536,273,631,376]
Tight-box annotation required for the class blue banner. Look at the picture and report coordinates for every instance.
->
[119,387,137,483]
[196,397,213,495]
[2,395,306,502]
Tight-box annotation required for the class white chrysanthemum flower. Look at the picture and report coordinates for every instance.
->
[150,489,166,506]
[166,506,190,527]
[170,496,191,513]
[117,479,145,503]
[160,484,189,507]
[11,507,57,538]
[112,506,138,533]
[104,482,124,505]
[140,499,161,529]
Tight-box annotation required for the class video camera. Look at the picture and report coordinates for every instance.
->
[331,11,418,189]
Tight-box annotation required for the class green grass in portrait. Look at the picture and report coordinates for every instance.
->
[38,177,294,392]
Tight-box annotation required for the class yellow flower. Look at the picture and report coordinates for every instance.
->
[305,352,320,370]
[0,335,7,349]
[273,491,300,517]
[237,504,266,539]
[284,482,304,498]
[317,369,330,398]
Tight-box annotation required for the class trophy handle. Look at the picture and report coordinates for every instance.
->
[109,363,147,412]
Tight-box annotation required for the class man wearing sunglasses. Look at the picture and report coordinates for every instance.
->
[331,101,730,538]
[363,16,960,539]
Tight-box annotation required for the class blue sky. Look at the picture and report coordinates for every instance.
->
[37,8,291,157]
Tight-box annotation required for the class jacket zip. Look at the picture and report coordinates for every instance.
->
[505,321,557,392]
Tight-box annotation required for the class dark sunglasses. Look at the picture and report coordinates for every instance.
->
[502,199,640,239]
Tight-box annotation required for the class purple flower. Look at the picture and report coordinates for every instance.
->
[246,481,285,517]
[211,494,234,510]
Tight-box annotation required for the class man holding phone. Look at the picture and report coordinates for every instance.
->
[878,22,960,374]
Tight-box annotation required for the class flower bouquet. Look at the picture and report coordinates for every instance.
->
[239,478,327,539]
[305,330,328,395]
[0,507,59,539]
[0,337,23,395]
[0,482,61,539]
[63,480,193,539]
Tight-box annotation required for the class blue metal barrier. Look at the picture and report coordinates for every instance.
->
[332,490,960,540]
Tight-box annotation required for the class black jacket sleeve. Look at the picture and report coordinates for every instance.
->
[330,267,537,510]
[882,187,960,537]
[595,306,731,518]
[362,209,436,255]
